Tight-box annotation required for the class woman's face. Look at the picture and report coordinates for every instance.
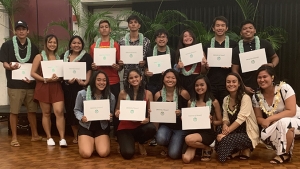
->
[195,78,207,95]
[70,38,83,53]
[257,70,273,89]
[95,73,107,91]
[226,75,240,93]
[163,72,177,88]
[46,37,57,52]
[183,31,193,46]
[128,71,142,87]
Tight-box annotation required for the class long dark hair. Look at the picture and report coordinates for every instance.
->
[226,72,246,110]
[68,35,84,54]
[89,70,110,99]
[190,75,215,103]
[44,34,58,55]
[161,69,182,96]
[124,68,145,100]
[175,30,197,63]
[256,65,278,91]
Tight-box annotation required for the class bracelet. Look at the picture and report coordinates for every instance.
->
[43,78,47,84]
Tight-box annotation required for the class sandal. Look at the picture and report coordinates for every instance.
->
[11,140,20,147]
[160,150,167,156]
[201,148,212,161]
[240,149,251,160]
[227,151,240,160]
[270,153,291,164]
[31,136,43,142]
[72,138,78,144]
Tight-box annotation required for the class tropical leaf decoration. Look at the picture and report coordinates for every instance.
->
[235,0,259,20]
[68,0,81,26]
[226,30,241,42]
[184,20,214,45]
[256,26,288,50]
[44,20,76,38]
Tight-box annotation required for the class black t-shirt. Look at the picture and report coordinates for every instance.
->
[145,47,176,86]
[0,38,39,89]
[232,39,275,90]
[203,39,238,85]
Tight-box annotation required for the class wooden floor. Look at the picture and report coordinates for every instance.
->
[1,121,300,169]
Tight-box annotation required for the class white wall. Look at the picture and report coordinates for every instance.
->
[0,5,10,105]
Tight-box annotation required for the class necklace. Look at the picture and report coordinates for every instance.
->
[12,36,32,63]
[153,45,170,56]
[191,99,212,111]
[95,38,114,48]
[86,86,93,100]
[182,64,197,76]
[161,86,178,109]
[63,50,86,62]
[238,36,260,53]
[225,96,238,115]
[257,81,285,117]
[41,50,60,61]
[210,36,229,48]
[125,33,143,46]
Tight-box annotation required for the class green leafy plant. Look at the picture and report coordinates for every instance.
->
[184,20,214,45]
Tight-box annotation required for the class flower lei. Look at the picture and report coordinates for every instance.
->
[257,81,285,117]
[238,36,260,53]
[210,36,229,48]
[12,36,32,63]
[161,86,178,109]
[191,99,212,111]
[63,50,86,62]
[95,38,114,48]
[153,45,170,56]
[125,33,143,46]
[86,85,93,100]
[181,64,197,76]
[225,96,238,115]
[41,50,60,61]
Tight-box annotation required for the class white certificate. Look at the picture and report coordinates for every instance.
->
[120,46,143,64]
[179,43,204,66]
[63,62,86,80]
[84,99,110,121]
[11,62,34,80]
[182,106,211,130]
[239,48,267,73]
[41,60,63,78]
[119,100,146,121]
[94,48,116,66]
[150,102,176,123]
[207,48,232,67]
[147,54,171,74]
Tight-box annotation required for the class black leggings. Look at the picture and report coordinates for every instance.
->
[117,123,156,160]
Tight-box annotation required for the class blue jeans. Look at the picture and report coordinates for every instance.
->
[156,125,187,159]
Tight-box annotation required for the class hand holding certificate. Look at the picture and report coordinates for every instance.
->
[41,60,63,78]
[84,100,110,121]
[120,46,143,64]
[150,102,176,123]
[11,62,34,80]
[119,100,146,121]
[179,43,204,66]
[63,62,86,80]
[239,48,267,73]
[147,54,171,74]
[94,48,116,66]
[181,106,211,130]
[207,48,232,67]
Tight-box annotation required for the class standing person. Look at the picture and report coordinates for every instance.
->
[74,70,115,158]
[232,20,279,95]
[154,69,190,159]
[62,35,93,144]
[182,75,222,163]
[90,20,121,138]
[203,16,238,106]
[252,65,300,164]
[31,34,67,147]
[115,69,156,160]
[118,15,151,82]
[215,73,259,162]
[0,20,42,146]
[174,30,203,95]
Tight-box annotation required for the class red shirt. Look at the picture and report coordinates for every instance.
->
[183,62,201,74]
[90,41,120,85]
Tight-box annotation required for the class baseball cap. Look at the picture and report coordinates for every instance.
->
[15,20,28,29]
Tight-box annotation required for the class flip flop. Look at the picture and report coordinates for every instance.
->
[11,140,20,147]
[31,136,43,142]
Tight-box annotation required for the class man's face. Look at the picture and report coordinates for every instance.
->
[240,23,256,39]
[212,20,228,36]
[155,33,168,47]
[128,19,141,32]
[99,22,111,36]
[15,26,29,39]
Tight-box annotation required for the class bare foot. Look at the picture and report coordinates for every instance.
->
[138,144,147,155]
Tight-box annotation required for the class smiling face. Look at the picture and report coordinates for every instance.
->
[128,19,141,32]
[213,20,228,36]
[99,22,111,37]
[95,73,107,91]
[257,70,273,89]
[128,70,142,87]
[226,75,240,93]
[240,23,256,40]
[163,72,177,88]
[155,33,168,47]
[46,37,57,52]
[195,78,207,95]
[70,38,83,53]
[183,31,193,46]
[15,26,29,40]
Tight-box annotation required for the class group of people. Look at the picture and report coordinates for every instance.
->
[0,15,299,164]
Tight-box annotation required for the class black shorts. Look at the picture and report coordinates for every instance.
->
[78,121,110,138]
